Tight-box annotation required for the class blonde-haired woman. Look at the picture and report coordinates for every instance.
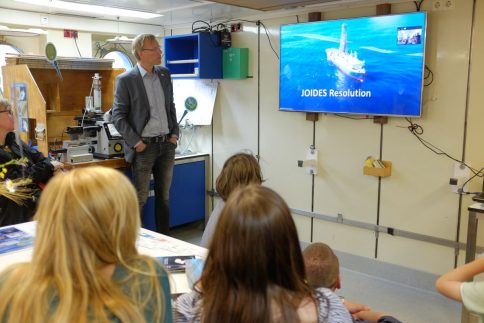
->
[0,166,172,323]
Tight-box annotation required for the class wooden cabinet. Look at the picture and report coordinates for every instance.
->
[1,55,124,156]
[164,32,222,79]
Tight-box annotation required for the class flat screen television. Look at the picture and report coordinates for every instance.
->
[279,12,427,117]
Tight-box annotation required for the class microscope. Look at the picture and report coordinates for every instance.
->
[93,118,124,159]
[58,73,124,163]
[61,126,95,163]
[60,111,124,163]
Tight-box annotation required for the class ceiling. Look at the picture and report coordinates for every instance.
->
[0,0,379,27]
[0,0,258,26]
[208,0,341,11]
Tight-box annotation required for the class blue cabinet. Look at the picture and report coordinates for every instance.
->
[164,32,222,79]
[142,154,208,231]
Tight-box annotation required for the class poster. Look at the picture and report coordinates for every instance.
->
[14,82,29,132]
[173,79,218,126]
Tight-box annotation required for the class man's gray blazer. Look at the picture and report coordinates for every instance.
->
[112,65,179,163]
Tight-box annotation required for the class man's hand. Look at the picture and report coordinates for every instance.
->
[135,142,147,152]
[169,136,178,146]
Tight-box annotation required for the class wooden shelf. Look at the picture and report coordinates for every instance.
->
[172,73,199,77]
[167,59,199,64]
[2,55,124,156]
[46,110,82,116]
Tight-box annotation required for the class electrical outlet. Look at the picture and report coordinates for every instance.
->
[63,29,78,38]
[40,16,48,25]
[451,162,471,193]
[230,23,242,32]
[432,0,455,10]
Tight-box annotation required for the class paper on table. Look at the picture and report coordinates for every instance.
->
[0,227,34,255]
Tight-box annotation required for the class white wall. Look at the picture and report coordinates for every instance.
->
[207,0,484,275]
[1,0,483,275]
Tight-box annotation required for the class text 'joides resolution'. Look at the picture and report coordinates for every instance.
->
[301,89,372,97]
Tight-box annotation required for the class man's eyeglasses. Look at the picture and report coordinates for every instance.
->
[0,110,13,115]
[142,47,162,52]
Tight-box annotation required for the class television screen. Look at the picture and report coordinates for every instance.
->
[279,12,427,117]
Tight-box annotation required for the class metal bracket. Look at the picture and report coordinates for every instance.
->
[337,213,343,223]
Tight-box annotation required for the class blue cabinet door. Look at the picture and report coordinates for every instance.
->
[169,160,206,227]
[141,159,206,231]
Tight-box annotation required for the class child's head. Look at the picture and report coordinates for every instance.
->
[216,152,262,201]
[303,242,340,290]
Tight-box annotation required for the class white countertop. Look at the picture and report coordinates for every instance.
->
[0,222,206,295]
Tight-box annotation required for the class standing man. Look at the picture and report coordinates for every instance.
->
[112,34,179,235]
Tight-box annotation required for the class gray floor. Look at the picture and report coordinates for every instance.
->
[171,222,462,323]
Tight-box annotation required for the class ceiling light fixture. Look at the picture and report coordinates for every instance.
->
[106,35,134,45]
[0,25,47,37]
[14,0,162,19]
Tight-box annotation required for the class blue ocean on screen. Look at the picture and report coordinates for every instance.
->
[279,12,426,117]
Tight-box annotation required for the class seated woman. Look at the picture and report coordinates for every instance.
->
[0,98,60,226]
[200,152,262,247]
[0,166,172,323]
[175,185,353,323]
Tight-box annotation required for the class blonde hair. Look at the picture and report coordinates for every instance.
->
[132,34,157,61]
[303,242,340,290]
[0,167,165,323]
[216,152,262,201]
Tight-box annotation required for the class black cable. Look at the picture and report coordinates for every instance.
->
[259,21,279,60]
[424,65,434,86]
[459,167,484,194]
[406,119,423,135]
[73,37,82,58]
[405,118,483,176]
[414,0,424,11]
[221,18,280,60]
[191,20,212,33]
[190,20,221,47]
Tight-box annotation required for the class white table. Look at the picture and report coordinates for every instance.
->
[0,222,207,295]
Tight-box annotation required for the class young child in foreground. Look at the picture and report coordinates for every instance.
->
[436,257,484,321]
[303,242,402,323]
